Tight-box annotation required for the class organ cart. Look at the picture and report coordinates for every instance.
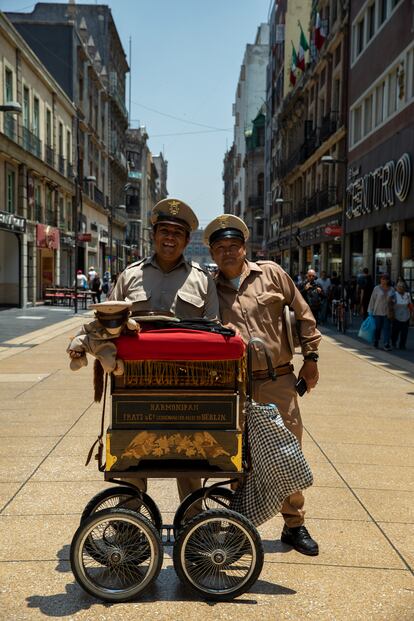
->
[70,318,264,601]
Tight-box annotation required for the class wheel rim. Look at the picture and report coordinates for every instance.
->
[180,515,257,595]
[92,493,154,523]
[76,513,157,596]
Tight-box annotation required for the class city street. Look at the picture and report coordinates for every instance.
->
[0,313,413,620]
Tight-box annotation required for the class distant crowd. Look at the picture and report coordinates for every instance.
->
[294,268,413,351]
[75,268,119,304]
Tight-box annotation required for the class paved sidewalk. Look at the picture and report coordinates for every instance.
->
[0,318,413,620]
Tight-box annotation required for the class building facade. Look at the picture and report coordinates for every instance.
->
[0,12,76,306]
[230,23,269,218]
[7,2,130,283]
[347,0,414,292]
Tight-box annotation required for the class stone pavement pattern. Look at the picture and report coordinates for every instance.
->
[0,315,413,620]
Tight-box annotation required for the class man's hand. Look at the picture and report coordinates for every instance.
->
[298,360,319,392]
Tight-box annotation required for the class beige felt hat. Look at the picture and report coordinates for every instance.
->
[203,214,250,246]
[150,198,199,232]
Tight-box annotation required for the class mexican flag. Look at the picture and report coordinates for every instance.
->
[315,12,326,50]
[290,44,297,86]
[297,24,309,71]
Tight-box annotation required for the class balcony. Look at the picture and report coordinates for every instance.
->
[247,195,264,208]
[3,114,17,141]
[93,186,105,208]
[67,163,74,179]
[294,186,338,222]
[46,209,57,226]
[109,84,128,121]
[34,201,42,222]
[22,127,42,158]
[45,145,54,167]
[319,111,340,142]
[58,155,65,176]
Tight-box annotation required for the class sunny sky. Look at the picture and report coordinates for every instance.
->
[0,0,272,226]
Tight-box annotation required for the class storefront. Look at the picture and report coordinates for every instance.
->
[346,149,413,291]
[298,215,343,277]
[0,211,26,307]
[36,224,60,299]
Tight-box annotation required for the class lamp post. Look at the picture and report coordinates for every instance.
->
[321,155,348,296]
[275,197,293,275]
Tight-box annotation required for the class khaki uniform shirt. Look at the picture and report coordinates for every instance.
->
[216,260,321,372]
[109,254,219,320]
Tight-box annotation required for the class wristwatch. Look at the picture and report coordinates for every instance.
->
[304,352,319,362]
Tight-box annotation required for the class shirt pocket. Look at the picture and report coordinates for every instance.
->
[177,288,204,308]
[126,288,152,307]
[256,291,285,326]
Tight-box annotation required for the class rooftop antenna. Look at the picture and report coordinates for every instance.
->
[128,36,132,127]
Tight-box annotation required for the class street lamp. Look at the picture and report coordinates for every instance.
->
[276,198,294,275]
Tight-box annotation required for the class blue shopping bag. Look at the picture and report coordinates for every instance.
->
[358,313,376,343]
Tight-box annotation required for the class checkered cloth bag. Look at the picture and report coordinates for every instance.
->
[230,400,313,526]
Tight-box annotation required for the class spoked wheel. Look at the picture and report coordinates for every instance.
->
[70,508,163,602]
[80,486,162,531]
[173,486,234,534]
[173,508,263,601]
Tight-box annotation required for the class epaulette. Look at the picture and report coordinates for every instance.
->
[189,260,208,273]
[256,260,277,266]
[125,258,146,269]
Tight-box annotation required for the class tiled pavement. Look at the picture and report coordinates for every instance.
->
[0,315,413,620]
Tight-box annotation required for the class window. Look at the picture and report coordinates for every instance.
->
[375,82,385,125]
[353,106,362,143]
[333,79,340,113]
[66,130,71,165]
[33,97,40,137]
[367,3,375,41]
[46,109,52,146]
[6,170,15,213]
[356,18,364,56]
[378,0,388,25]
[364,95,373,134]
[23,86,30,128]
[388,68,398,114]
[59,122,64,155]
[5,67,13,101]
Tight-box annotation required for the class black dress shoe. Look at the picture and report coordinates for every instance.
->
[281,525,319,556]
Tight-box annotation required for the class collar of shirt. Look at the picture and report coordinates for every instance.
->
[145,253,189,272]
[217,260,262,289]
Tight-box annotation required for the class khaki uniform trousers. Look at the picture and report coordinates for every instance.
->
[253,371,305,528]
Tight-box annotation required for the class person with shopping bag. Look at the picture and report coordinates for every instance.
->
[204,214,321,556]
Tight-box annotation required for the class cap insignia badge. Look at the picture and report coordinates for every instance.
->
[218,215,229,228]
[168,200,181,215]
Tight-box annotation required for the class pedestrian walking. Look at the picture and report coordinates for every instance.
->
[315,271,331,324]
[391,280,413,350]
[367,273,395,350]
[299,269,324,325]
[357,267,374,319]
[205,214,321,556]
[74,269,88,290]
[90,273,102,304]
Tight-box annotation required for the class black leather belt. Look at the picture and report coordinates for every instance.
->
[252,362,294,380]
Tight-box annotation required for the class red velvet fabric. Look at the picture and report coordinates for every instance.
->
[116,330,245,361]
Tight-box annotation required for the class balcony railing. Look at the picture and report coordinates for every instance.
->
[94,186,105,207]
[3,114,17,141]
[319,111,340,142]
[46,209,57,226]
[109,84,128,120]
[293,186,338,222]
[58,155,65,176]
[34,201,42,222]
[67,163,74,179]
[247,195,264,208]
[22,127,42,158]
[45,145,54,167]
